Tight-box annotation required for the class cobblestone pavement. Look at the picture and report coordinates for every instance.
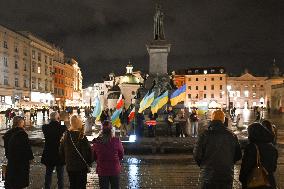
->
[0,110,283,188]
[0,142,283,188]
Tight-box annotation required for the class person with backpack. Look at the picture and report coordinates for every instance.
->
[60,115,93,189]
[3,116,34,189]
[239,122,278,189]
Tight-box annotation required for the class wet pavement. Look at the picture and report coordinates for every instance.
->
[0,110,283,188]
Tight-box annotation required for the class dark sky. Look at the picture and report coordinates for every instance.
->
[0,0,283,86]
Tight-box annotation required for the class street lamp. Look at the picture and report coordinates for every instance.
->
[88,86,92,108]
[227,85,232,112]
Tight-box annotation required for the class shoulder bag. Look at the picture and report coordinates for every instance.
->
[247,144,270,188]
[68,132,91,173]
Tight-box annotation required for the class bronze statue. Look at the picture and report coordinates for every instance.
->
[154,3,165,40]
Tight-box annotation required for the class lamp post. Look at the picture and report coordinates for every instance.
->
[88,86,92,108]
[227,85,232,113]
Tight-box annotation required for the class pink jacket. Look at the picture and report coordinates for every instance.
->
[92,137,124,176]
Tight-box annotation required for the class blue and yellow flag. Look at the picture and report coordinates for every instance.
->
[138,91,155,113]
[170,84,186,106]
[139,91,149,111]
[92,96,102,120]
[151,91,168,114]
[111,108,122,127]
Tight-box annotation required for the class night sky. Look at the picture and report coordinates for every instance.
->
[0,0,282,86]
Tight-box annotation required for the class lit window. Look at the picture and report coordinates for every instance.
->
[32,50,35,59]
[252,85,256,88]
[204,70,207,74]
[38,66,41,74]
[244,90,249,97]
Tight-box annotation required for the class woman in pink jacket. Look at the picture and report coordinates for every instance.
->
[92,121,124,189]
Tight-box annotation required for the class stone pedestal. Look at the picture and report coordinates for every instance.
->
[146,41,171,75]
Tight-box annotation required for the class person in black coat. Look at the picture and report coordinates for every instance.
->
[194,110,242,189]
[239,122,278,189]
[3,116,34,189]
[41,111,67,189]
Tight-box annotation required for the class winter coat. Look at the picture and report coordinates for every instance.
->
[3,127,34,188]
[190,112,198,122]
[193,120,242,184]
[92,137,124,176]
[41,121,67,166]
[59,130,93,172]
[239,123,278,189]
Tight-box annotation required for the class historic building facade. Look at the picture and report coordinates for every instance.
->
[20,31,55,105]
[271,83,284,112]
[0,25,31,109]
[177,67,227,108]
[0,24,83,108]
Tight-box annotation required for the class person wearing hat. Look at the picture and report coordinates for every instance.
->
[92,120,124,189]
[193,109,242,189]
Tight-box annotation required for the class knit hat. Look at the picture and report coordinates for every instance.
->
[211,110,225,123]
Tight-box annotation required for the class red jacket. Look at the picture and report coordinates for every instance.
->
[92,137,124,176]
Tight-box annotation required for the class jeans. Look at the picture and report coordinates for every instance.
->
[67,171,87,189]
[99,175,120,189]
[191,122,198,137]
[44,165,64,189]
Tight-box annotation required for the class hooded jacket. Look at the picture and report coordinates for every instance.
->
[239,123,278,189]
[193,120,242,184]
[92,136,124,176]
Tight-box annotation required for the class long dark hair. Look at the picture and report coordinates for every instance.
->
[101,120,113,144]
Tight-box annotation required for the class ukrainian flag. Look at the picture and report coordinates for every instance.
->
[151,91,168,114]
[111,108,122,127]
[92,96,102,120]
[138,91,155,113]
[170,84,186,106]
[139,91,149,112]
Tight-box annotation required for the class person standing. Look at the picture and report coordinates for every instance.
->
[42,106,47,119]
[239,122,278,189]
[164,106,176,137]
[148,111,158,137]
[194,110,242,188]
[3,116,34,189]
[60,115,93,189]
[92,121,124,189]
[136,112,145,138]
[5,108,11,126]
[190,109,199,137]
[119,107,128,137]
[41,111,67,189]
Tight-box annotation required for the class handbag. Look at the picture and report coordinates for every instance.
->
[247,144,271,188]
[68,132,91,173]
[1,164,7,181]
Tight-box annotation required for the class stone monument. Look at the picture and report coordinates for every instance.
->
[144,2,173,95]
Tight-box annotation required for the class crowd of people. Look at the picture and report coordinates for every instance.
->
[1,106,279,188]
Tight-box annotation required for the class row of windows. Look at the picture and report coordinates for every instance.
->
[54,88,65,96]
[54,67,64,75]
[31,78,52,91]
[188,93,223,99]
[188,85,223,90]
[31,50,52,65]
[2,41,28,56]
[3,76,28,88]
[188,77,223,82]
